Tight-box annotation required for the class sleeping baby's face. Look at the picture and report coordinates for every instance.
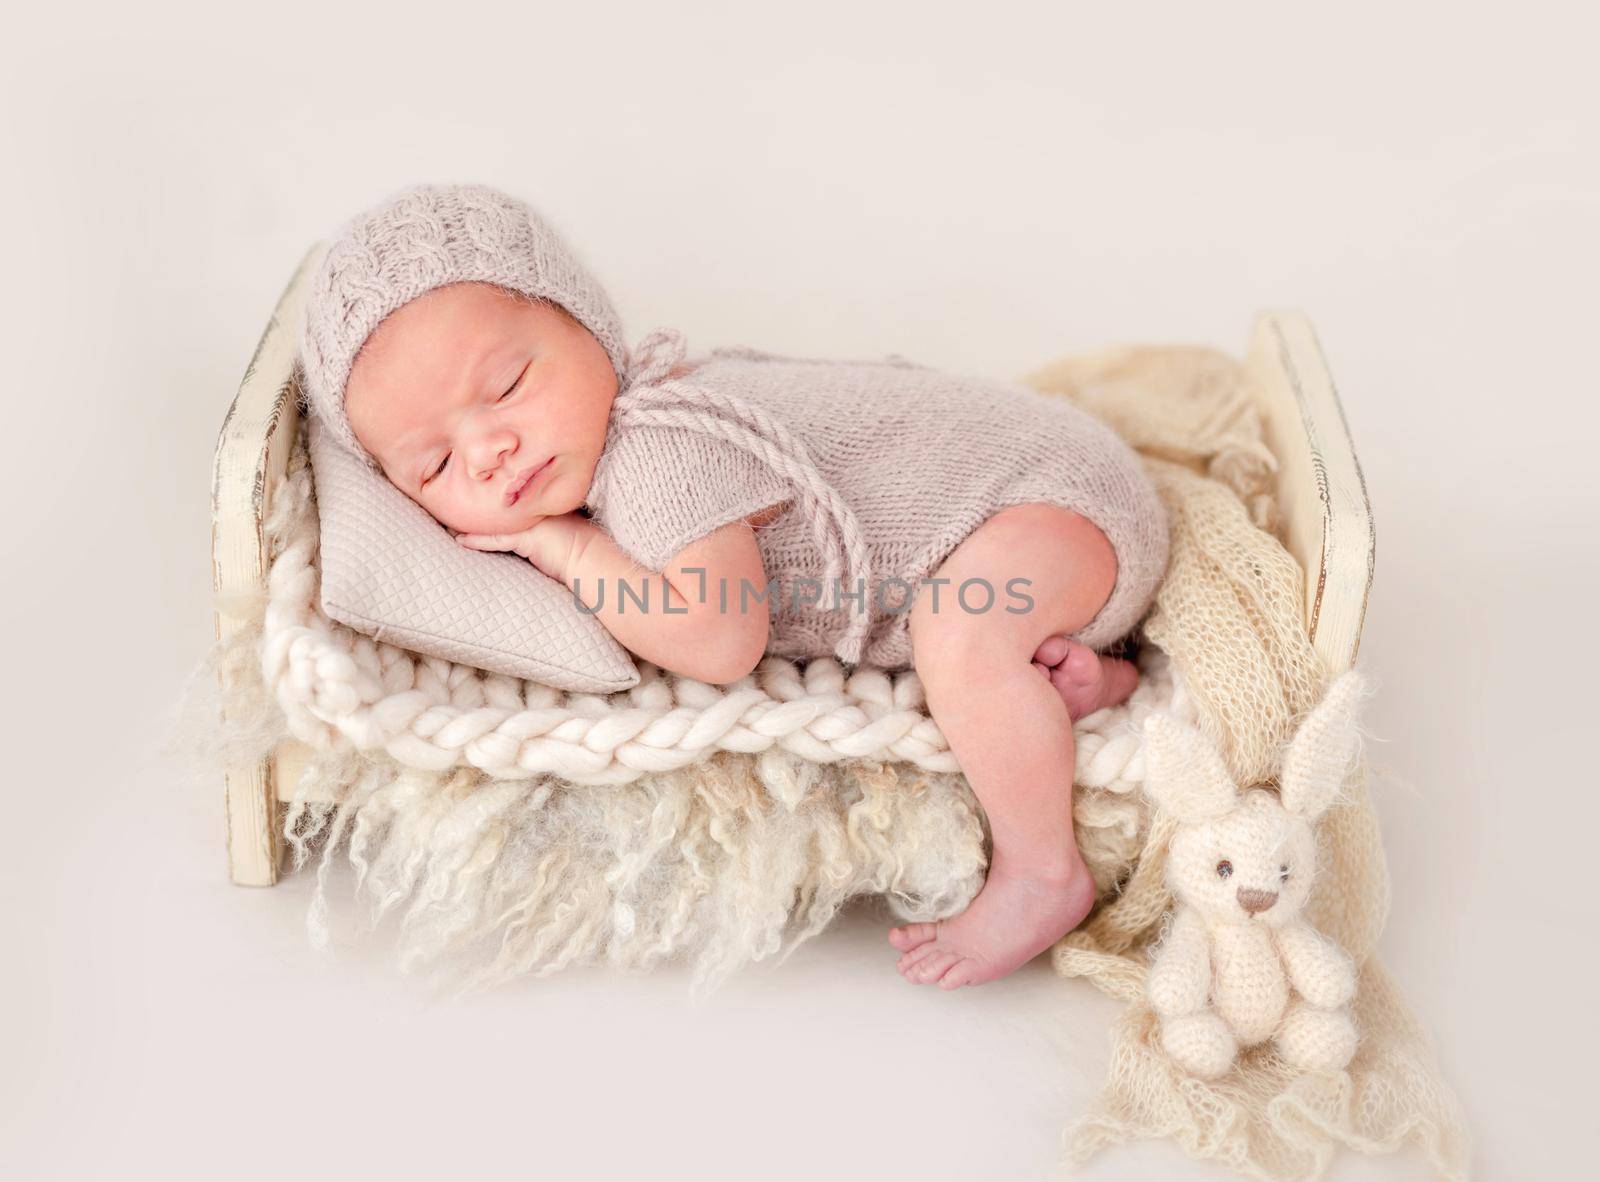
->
[345,281,619,536]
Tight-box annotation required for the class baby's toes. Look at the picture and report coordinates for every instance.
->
[888,922,938,952]
[938,958,983,990]
[897,942,945,974]
[908,950,963,985]
[1061,643,1102,685]
[1033,635,1071,667]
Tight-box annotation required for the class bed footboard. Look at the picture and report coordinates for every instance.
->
[1243,310,1375,676]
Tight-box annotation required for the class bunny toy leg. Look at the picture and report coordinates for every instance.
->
[1276,998,1358,1072]
[1161,1011,1239,1079]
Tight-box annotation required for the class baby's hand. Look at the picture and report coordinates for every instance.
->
[455,513,589,582]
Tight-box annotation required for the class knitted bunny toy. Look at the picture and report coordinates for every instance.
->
[1142,670,1367,1079]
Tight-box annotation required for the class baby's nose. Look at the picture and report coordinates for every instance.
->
[1236,888,1278,915]
[470,435,515,478]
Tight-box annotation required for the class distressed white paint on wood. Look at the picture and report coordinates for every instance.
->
[1243,310,1376,677]
[213,245,323,884]
[274,738,325,805]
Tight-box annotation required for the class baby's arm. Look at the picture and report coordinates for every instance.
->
[565,505,784,685]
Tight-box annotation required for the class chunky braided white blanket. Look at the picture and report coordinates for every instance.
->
[261,429,1177,793]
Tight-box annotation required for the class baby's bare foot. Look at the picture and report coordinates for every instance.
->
[1031,637,1139,720]
[886,853,1096,989]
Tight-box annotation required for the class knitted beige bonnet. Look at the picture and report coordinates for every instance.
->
[296,182,632,470]
[295,181,877,667]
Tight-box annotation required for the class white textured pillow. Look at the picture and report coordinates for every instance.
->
[305,413,641,693]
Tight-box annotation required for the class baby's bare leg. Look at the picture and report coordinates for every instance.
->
[889,503,1130,989]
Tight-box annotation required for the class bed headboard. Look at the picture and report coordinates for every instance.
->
[211,244,319,885]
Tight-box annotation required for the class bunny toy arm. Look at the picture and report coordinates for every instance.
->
[1147,905,1214,1017]
[1274,919,1357,1010]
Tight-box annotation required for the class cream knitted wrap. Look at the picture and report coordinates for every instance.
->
[1022,346,1469,1179]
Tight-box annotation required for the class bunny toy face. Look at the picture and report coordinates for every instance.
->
[1166,788,1316,929]
[1143,670,1370,926]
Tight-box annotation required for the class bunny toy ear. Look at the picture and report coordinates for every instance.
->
[1142,713,1238,824]
[1279,669,1369,820]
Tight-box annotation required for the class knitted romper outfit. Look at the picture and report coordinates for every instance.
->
[585,330,1171,670]
[299,183,1170,672]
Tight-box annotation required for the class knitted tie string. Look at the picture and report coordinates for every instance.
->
[615,397,843,586]
[618,329,874,665]
[622,327,687,388]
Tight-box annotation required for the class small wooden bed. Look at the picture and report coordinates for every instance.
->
[211,246,1375,886]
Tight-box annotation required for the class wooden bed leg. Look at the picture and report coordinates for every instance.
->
[225,755,281,886]
[223,739,317,884]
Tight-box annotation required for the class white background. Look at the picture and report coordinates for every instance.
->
[3,2,1595,1178]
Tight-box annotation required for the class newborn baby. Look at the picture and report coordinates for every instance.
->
[299,183,1170,990]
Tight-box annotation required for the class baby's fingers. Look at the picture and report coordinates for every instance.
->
[456,534,505,550]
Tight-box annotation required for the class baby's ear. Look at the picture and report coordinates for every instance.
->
[1142,714,1237,824]
[1279,669,1369,820]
